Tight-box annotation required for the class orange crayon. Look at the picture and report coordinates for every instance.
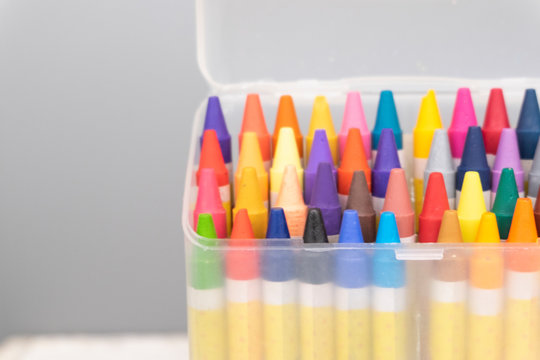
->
[240,94,271,171]
[272,95,303,163]
[234,167,268,238]
[382,168,415,243]
[275,165,307,237]
[236,132,269,208]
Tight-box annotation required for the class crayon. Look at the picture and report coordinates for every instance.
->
[482,88,510,167]
[201,96,232,180]
[198,129,231,233]
[306,96,338,166]
[382,168,415,243]
[194,168,228,238]
[419,172,450,243]
[335,210,370,360]
[189,214,226,360]
[346,170,377,243]
[236,132,269,208]
[448,88,477,166]
[263,208,298,360]
[491,128,524,206]
[429,209,467,360]
[372,90,404,167]
[457,171,486,242]
[517,89,540,190]
[233,167,268,238]
[305,129,337,204]
[491,168,519,240]
[275,164,307,237]
[270,127,303,206]
[272,95,303,163]
[456,126,491,206]
[337,128,370,209]
[413,90,443,215]
[424,129,456,209]
[372,128,401,214]
[299,208,334,360]
[468,212,504,360]
[505,198,540,360]
[309,162,342,238]
[339,91,371,164]
[372,212,407,360]
[226,209,262,360]
[240,94,271,171]
[535,187,540,236]
[527,138,540,203]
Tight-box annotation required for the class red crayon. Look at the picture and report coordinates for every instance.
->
[239,94,272,171]
[193,168,227,238]
[419,172,450,243]
[227,209,259,280]
[482,88,510,166]
[381,168,416,243]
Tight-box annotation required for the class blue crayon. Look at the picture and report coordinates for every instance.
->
[309,162,342,237]
[305,129,337,204]
[456,126,491,207]
[372,90,404,165]
[372,128,401,214]
[517,89,540,187]
[200,96,232,177]
[372,212,407,358]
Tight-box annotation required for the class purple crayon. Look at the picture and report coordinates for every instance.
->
[372,128,401,214]
[491,128,524,206]
[304,129,337,204]
[200,96,232,178]
[309,162,341,238]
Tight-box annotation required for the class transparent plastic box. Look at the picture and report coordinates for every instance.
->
[182,0,540,358]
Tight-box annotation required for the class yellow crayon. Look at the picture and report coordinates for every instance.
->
[270,127,303,206]
[306,96,338,166]
[457,172,486,242]
[234,167,268,238]
[236,132,269,208]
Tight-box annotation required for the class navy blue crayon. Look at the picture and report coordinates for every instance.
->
[309,162,342,237]
[372,128,401,214]
[263,208,295,282]
[517,89,540,186]
[200,96,232,176]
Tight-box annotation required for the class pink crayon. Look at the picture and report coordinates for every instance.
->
[491,128,525,205]
[338,92,371,164]
[193,168,228,238]
[448,88,478,166]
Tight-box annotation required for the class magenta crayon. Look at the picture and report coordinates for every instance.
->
[339,91,371,164]
[448,88,478,166]
[201,96,232,180]
[194,168,227,238]
[309,162,341,239]
[305,129,337,205]
[491,128,524,206]
[372,128,401,214]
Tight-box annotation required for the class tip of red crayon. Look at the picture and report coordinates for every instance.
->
[419,172,450,243]
[241,94,269,134]
[198,129,229,186]
[227,209,258,280]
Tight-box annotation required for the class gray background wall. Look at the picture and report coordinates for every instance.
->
[0,0,206,339]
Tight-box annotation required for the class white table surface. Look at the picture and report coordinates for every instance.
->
[0,335,189,360]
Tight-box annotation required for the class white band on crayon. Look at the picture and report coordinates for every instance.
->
[448,198,456,210]
[372,196,385,215]
[486,154,496,168]
[468,287,503,315]
[528,196,537,207]
[522,159,533,177]
[226,162,233,182]
[414,157,428,180]
[262,280,297,305]
[335,286,370,310]
[299,282,333,307]
[219,184,231,203]
[263,159,271,172]
[400,234,416,244]
[372,286,406,312]
[188,286,224,310]
[430,279,467,303]
[506,270,540,300]
[452,158,461,168]
[338,193,348,210]
[270,192,278,207]
[226,278,261,303]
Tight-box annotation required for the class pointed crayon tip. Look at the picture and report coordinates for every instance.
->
[305,129,336,204]
[528,138,540,196]
[307,96,338,165]
[227,209,258,280]
[376,212,401,244]
[482,88,510,155]
[236,132,268,200]
[272,95,303,158]
[475,212,500,243]
[382,168,415,240]
[457,171,487,242]
[372,128,401,199]
[309,162,341,235]
[201,96,231,163]
[492,168,519,239]
[448,88,477,159]
[194,168,227,238]
[338,128,371,193]
[339,91,371,157]
[492,129,524,193]
[339,210,364,243]
[234,167,268,237]
[266,208,290,239]
[303,208,329,244]
[230,208,255,240]
[271,127,303,200]
[415,90,443,130]
[192,213,222,289]
[419,172,450,243]
[198,129,229,186]
[346,171,376,243]
[372,90,402,150]
[517,89,540,159]
[196,213,218,240]
[239,94,271,163]
[456,126,490,191]
[437,210,463,243]
[424,129,455,196]
[275,165,307,237]
[507,198,538,243]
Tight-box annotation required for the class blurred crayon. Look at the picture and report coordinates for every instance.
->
[234,167,268,238]
[457,171,486,242]
[194,168,228,238]
[239,94,271,171]
[346,171,377,243]
[437,210,463,243]
[306,96,338,165]
[236,132,269,208]
[535,187,540,236]
[419,172,450,243]
[263,208,298,360]
[491,168,519,240]
[424,129,456,209]
[491,128,524,206]
[382,169,415,243]
[372,90,404,167]
[226,209,262,360]
[275,165,307,237]
[272,95,303,163]
[337,128,370,209]
[373,212,407,360]
[456,126,491,206]
[189,214,226,360]
[372,128,401,214]
[201,96,232,180]
[517,89,540,190]
[482,88,510,167]
[339,91,371,164]
[305,130,337,204]
[299,208,334,360]
[335,210,370,360]
[309,162,342,238]
[413,90,444,215]
[198,129,231,232]
[270,127,303,206]
[448,88,478,166]
[527,138,540,202]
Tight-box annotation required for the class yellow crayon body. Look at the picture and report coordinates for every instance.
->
[234,167,268,238]
[335,287,370,360]
[227,296,263,360]
[372,287,407,360]
[468,312,503,360]
[188,306,226,360]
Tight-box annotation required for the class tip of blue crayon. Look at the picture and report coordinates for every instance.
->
[373,128,401,170]
[339,210,365,243]
[266,208,291,239]
[518,89,540,130]
[372,91,403,150]
[457,126,490,190]
[376,212,400,244]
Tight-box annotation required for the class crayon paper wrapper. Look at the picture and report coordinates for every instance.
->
[504,299,539,360]
[335,308,370,360]
[263,303,299,360]
[300,306,334,360]
[188,307,226,360]
[373,311,406,360]
[429,302,466,360]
